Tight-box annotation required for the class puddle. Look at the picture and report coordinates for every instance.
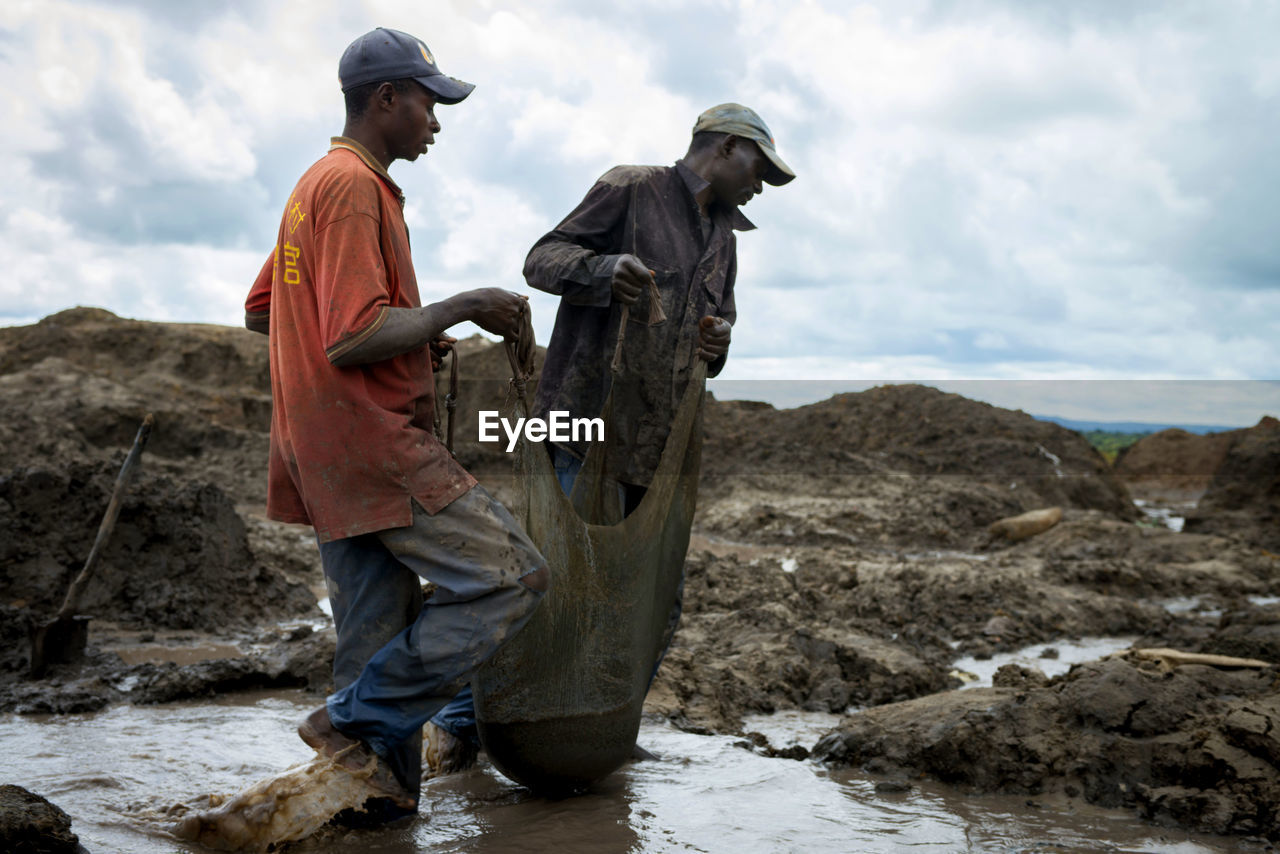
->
[1151,597,1224,619]
[902,550,990,562]
[1151,594,1280,619]
[1134,499,1189,533]
[952,637,1136,689]
[0,688,1250,853]
[111,642,245,667]
[741,709,842,747]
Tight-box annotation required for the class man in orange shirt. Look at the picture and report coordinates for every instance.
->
[245,28,549,817]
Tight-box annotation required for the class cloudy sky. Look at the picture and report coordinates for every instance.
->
[2,0,1277,425]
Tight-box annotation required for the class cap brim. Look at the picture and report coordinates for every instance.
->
[759,142,795,186]
[416,73,474,105]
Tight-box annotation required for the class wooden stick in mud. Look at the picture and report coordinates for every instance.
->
[29,413,155,677]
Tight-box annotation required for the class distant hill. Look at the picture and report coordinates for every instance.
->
[1035,415,1243,435]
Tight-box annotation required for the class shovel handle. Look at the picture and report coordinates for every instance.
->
[56,414,155,620]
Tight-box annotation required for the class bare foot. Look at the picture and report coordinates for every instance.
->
[298,707,417,811]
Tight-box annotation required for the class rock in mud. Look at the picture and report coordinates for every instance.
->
[988,506,1062,541]
[1207,604,1280,663]
[0,785,80,853]
[814,654,1280,838]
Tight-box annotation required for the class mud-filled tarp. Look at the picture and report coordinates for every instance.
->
[473,359,707,793]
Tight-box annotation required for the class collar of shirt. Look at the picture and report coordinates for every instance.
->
[329,136,406,208]
[674,160,756,232]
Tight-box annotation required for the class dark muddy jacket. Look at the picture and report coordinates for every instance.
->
[524,161,754,487]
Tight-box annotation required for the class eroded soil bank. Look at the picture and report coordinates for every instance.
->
[814,653,1280,838]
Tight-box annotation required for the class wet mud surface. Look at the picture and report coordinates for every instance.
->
[3,309,1280,848]
[1,689,1259,853]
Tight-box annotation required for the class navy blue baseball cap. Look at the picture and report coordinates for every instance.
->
[339,27,474,104]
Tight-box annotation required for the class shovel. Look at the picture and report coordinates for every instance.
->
[29,413,155,678]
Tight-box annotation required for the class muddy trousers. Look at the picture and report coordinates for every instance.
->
[429,448,680,745]
[319,484,548,796]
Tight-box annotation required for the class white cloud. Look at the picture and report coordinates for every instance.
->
[0,0,1276,426]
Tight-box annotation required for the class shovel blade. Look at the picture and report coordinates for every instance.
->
[29,615,91,678]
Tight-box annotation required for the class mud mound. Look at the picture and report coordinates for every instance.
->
[0,459,317,644]
[1028,513,1275,600]
[1184,417,1280,550]
[702,384,1134,512]
[0,309,540,505]
[814,654,1280,839]
[695,385,1134,550]
[0,311,1137,533]
[1114,427,1241,500]
[646,548,958,732]
[0,307,272,505]
[0,306,269,393]
[435,352,1140,543]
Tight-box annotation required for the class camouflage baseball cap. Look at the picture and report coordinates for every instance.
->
[692,103,795,186]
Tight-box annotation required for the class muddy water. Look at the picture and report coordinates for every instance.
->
[2,689,1249,853]
[951,637,1137,689]
[1134,498,1191,533]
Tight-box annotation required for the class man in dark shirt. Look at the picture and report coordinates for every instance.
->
[425,103,794,771]
[524,103,795,503]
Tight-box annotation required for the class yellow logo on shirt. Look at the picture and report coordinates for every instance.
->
[287,199,306,234]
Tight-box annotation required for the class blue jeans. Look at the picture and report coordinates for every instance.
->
[429,446,680,745]
[320,484,547,793]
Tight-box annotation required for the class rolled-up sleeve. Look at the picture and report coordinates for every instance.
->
[244,249,276,324]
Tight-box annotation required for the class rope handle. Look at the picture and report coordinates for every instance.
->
[444,344,458,453]
[506,298,537,403]
[432,342,461,454]
[610,182,675,375]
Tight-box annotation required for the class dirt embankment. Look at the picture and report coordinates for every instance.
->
[696,386,1135,554]
[1114,427,1241,501]
[814,653,1280,838]
[1183,417,1280,551]
[0,307,273,505]
[0,462,314,633]
[0,309,318,686]
[704,385,1131,512]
